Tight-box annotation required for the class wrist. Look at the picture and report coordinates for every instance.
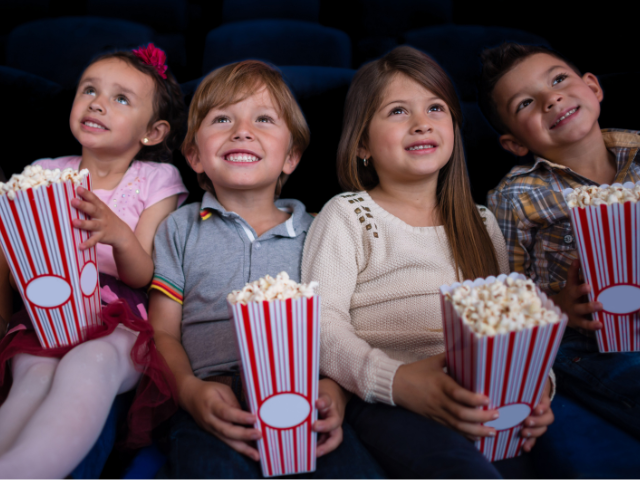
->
[177,374,201,411]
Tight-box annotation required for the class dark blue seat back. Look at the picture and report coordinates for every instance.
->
[222,0,320,23]
[6,17,155,88]
[86,0,188,32]
[203,20,351,74]
[404,25,549,101]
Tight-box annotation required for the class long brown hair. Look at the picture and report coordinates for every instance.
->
[337,45,499,280]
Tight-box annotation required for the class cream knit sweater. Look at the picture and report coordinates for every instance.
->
[302,191,510,405]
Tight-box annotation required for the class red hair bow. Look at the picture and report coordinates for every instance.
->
[132,43,168,79]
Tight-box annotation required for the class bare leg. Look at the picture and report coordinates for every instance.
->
[0,327,141,479]
[0,354,59,455]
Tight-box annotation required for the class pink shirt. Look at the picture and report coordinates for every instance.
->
[34,156,188,278]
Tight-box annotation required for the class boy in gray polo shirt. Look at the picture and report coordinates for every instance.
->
[149,61,384,478]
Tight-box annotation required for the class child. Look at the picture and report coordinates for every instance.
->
[301,46,555,479]
[150,60,384,479]
[0,44,188,478]
[480,42,640,439]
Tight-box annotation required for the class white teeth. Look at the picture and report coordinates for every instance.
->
[84,121,106,129]
[226,154,260,162]
[408,144,435,151]
[553,108,577,126]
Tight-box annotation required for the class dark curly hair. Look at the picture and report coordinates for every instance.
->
[84,48,186,163]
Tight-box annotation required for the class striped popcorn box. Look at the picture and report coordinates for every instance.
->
[440,273,567,462]
[563,182,640,352]
[0,175,101,348]
[229,295,320,477]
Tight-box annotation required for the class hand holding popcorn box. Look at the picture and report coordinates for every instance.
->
[440,273,567,461]
[564,182,640,352]
[0,165,101,348]
[228,273,320,477]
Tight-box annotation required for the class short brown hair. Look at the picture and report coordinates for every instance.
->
[86,50,185,163]
[183,60,310,196]
[478,42,581,134]
[338,45,500,281]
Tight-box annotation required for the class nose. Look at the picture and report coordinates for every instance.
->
[411,111,433,134]
[88,97,105,114]
[544,91,563,112]
[232,118,254,141]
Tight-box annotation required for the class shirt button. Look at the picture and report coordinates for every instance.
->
[564,235,573,244]
[255,243,261,249]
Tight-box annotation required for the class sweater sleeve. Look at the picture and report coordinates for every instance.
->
[302,196,403,405]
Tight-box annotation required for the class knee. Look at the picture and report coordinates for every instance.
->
[12,355,58,384]
[66,338,121,370]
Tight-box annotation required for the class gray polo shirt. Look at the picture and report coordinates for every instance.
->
[152,192,314,379]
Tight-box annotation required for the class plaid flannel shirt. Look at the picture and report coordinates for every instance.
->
[487,129,640,294]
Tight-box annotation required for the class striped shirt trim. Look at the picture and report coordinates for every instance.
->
[150,275,184,304]
[200,209,212,220]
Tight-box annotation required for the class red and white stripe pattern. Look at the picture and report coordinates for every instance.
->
[0,177,101,348]
[440,273,567,461]
[564,185,640,352]
[229,296,320,477]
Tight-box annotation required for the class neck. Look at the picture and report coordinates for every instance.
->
[540,124,616,184]
[214,184,289,237]
[79,148,137,189]
[369,172,441,226]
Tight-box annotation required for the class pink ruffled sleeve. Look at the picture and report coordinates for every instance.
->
[138,162,188,209]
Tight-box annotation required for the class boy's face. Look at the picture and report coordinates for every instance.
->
[187,86,300,195]
[493,53,603,159]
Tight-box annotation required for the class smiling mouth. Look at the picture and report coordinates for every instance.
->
[551,107,579,129]
[83,121,107,130]
[407,144,436,151]
[225,153,260,163]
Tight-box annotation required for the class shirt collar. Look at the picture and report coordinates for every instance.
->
[199,192,311,239]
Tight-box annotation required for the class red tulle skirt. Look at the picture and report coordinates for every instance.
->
[0,300,177,449]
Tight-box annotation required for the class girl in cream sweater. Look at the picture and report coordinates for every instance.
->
[302,46,554,478]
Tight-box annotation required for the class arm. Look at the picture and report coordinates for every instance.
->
[487,189,532,275]
[301,198,403,405]
[71,189,178,288]
[149,291,261,460]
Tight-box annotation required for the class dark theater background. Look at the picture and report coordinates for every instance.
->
[0,1,638,478]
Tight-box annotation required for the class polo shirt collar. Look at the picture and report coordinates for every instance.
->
[199,192,311,240]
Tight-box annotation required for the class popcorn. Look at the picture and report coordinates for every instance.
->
[444,277,560,336]
[0,165,90,200]
[227,272,318,305]
[566,184,640,208]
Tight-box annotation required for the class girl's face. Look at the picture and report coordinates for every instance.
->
[187,86,300,194]
[360,74,455,185]
[70,58,158,158]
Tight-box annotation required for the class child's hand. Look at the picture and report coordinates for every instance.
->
[553,259,603,331]
[521,378,554,452]
[393,353,499,440]
[181,376,261,461]
[70,187,134,250]
[314,378,349,457]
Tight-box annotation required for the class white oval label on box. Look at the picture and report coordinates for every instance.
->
[597,285,640,315]
[259,393,311,429]
[80,262,98,296]
[26,275,71,308]
[484,403,531,431]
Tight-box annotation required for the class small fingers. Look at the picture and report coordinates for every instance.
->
[446,382,490,408]
[438,408,497,438]
[79,234,100,250]
[522,436,537,452]
[216,435,260,462]
[211,402,256,426]
[316,393,333,416]
[316,428,343,457]
[73,218,101,232]
[71,198,99,217]
[574,301,603,316]
[570,316,603,331]
[209,416,261,442]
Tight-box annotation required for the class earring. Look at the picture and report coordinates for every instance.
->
[363,157,368,167]
[143,138,149,144]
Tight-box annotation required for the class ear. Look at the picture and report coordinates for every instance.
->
[282,148,302,175]
[142,120,171,147]
[185,147,204,174]
[499,133,530,157]
[582,72,604,102]
[357,144,370,161]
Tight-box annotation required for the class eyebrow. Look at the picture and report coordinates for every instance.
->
[379,95,441,111]
[505,65,566,111]
[78,78,138,98]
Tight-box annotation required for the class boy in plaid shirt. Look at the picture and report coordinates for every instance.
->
[479,42,640,439]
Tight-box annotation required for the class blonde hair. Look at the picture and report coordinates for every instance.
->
[183,60,310,196]
[338,46,500,281]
